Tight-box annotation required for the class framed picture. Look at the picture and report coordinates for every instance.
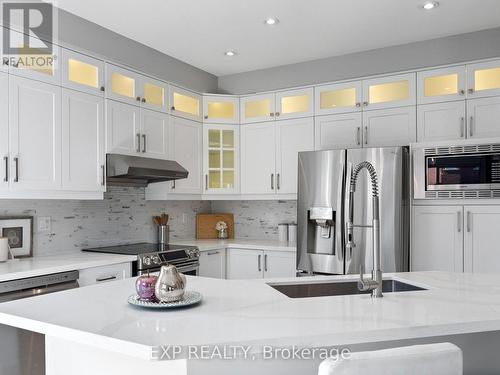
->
[0,216,33,258]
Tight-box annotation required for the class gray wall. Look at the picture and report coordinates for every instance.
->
[218,27,500,95]
[57,9,217,93]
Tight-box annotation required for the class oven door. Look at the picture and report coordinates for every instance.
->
[137,261,199,276]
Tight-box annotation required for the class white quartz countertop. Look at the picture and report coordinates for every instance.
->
[1,271,500,361]
[0,253,137,282]
[170,239,296,252]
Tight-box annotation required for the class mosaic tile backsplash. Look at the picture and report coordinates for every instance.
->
[0,187,296,256]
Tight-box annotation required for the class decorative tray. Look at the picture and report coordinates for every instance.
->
[127,291,202,309]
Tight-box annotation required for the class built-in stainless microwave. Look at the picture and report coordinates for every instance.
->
[413,142,500,199]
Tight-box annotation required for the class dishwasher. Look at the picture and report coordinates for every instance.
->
[0,270,79,375]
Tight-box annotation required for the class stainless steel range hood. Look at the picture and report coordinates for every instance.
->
[106,154,188,187]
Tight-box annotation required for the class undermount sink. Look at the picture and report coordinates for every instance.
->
[268,279,426,298]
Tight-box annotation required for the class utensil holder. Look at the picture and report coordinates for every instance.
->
[158,225,169,245]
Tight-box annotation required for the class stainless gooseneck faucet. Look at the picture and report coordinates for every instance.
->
[346,161,383,298]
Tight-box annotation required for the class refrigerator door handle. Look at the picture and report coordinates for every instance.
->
[343,162,353,263]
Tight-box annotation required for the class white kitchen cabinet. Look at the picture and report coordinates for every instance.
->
[411,206,464,272]
[467,60,500,99]
[226,248,264,279]
[314,113,362,150]
[363,106,416,147]
[240,122,276,194]
[105,64,141,106]
[0,73,8,190]
[106,100,141,156]
[62,89,105,192]
[417,66,466,104]
[264,251,296,278]
[276,117,314,194]
[464,206,500,274]
[240,93,275,123]
[139,109,169,158]
[139,76,168,113]
[78,262,131,287]
[199,249,226,279]
[62,49,105,96]
[203,124,239,194]
[417,101,466,142]
[314,81,362,116]
[275,87,314,120]
[9,76,62,190]
[169,86,202,121]
[362,73,416,111]
[202,95,239,124]
[467,96,500,139]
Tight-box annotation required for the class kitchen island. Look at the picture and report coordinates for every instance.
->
[1,271,500,374]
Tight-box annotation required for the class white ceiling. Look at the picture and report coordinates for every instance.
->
[56,0,500,76]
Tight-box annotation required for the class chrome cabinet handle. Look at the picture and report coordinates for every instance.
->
[457,211,462,232]
[96,275,117,282]
[14,157,19,182]
[469,116,473,137]
[3,156,7,182]
[460,117,465,138]
[271,173,274,190]
[258,254,262,272]
[172,180,176,189]
[264,254,268,272]
[142,134,146,153]
[207,251,220,256]
[101,165,105,186]
[205,174,208,190]
[277,173,280,190]
[356,127,361,145]
[364,126,368,145]
[467,211,471,233]
[136,133,141,152]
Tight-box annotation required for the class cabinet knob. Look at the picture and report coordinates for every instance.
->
[171,106,175,111]
[275,112,280,117]
[355,102,361,108]
[100,86,105,92]
[459,89,465,95]
[363,101,369,107]
[136,96,141,102]
[468,88,474,94]
[204,115,208,120]
[141,98,146,103]
[270,112,275,117]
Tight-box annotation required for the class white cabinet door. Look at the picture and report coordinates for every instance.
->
[417,66,466,104]
[9,76,62,190]
[240,93,275,123]
[203,95,239,124]
[264,251,296,278]
[169,117,202,194]
[226,249,264,279]
[314,81,362,116]
[199,249,226,278]
[106,100,141,156]
[411,206,464,272]
[467,96,500,139]
[0,73,8,190]
[467,60,500,99]
[139,76,168,113]
[105,64,141,106]
[62,89,105,191]
[169,86,202,121]
[78,262,132,287]
[363,73,416,111]
[275,87,314,120]
[464,206,500,274]
[363,106,416,147]
[315,113,362,150]
[240,122,276,194]
[417,101,466,142]
[276,117,314,194]
[62,49,105,96]
[140,109,169,159]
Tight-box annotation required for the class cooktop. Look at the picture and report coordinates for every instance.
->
[82,242,195,255]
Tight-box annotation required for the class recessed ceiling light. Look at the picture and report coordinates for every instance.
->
[224,51,236,57]
[422,1,439,10]
[265,17,279,25]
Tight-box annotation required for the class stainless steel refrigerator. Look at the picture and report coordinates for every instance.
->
[297,147,409,275]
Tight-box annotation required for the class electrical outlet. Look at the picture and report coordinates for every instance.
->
[38,216,51,232]
[182,213,187,224]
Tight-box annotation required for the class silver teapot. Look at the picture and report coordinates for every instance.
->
[154,264,186,302]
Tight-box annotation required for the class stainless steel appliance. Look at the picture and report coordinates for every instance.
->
[413,141,500,199]
[83,243,200,276]
[297,147,409,276]
[0,271,79,375]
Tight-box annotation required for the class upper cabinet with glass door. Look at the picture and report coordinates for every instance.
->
[275,88,313,120]
[362,73,416,111]
[240,93,275,123]
[417,66,466,104]
[467,60,500,99]
[203,95,239,124]
[62,49,104,96]
[314,81,362,116]
[139,76,168,112]
[169,86,202,121]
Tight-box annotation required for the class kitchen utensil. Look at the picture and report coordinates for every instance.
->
[135,272,158,301]
[158,225,169,244]
[127,291,202,309]
[196,214,234,239]
[155,264,186,302]
[278,223,288,243]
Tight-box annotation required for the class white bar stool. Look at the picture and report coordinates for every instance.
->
[318,343,463,375]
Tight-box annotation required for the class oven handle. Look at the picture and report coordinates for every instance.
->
[175,263,199,274]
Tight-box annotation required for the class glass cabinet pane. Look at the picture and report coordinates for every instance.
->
[111,72,135,98]
[208,102,234,119]
[424,74,458,97]
[223,151,234,168]
[173,92,199,116]
[208,171,221,188]
[143,83,164,107]
[207,128,235,190]
[245,99,270,118]
[281,95,308,114]
[475,67,500,92]
[369,81,409,104]
[68,58,98,88]
[320,87,356,109]
[209,150,220,168]
[222,130,234,148]
[223,171,234,188]
[208,130,220,147]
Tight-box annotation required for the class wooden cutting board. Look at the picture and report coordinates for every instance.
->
[196,213,234,239]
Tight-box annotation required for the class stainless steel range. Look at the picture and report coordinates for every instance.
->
[83,243,200,276]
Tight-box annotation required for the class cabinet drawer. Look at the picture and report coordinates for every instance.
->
[78,262,131,287]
